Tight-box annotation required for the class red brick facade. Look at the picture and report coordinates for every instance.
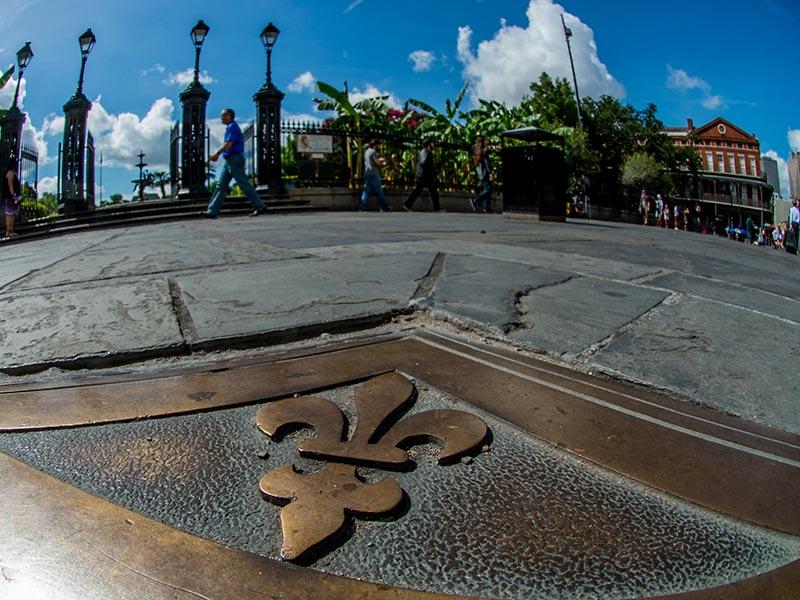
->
[664,117,771,221]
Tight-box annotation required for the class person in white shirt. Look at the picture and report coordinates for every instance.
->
[787,199,800,255]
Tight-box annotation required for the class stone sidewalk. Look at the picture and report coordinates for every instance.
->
[1,211,798,435]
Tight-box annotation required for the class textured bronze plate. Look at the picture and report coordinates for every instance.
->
[0,330,798,599]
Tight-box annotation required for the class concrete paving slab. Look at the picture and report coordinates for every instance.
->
[176,252,436,345]
[10,226,304,290]
[427,255,574,331]
[0,231,121,291]
[0,279,182,373]
[646,271,800,323]
[307,239,657,281]
[511,277,669,356]
[590,295,800,435]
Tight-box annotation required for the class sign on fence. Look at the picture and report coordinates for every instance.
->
[297,134,333,155]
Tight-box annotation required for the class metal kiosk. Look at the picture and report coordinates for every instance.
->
[500,126,566,222]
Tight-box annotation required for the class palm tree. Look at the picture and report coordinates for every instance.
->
[149,170,170,199]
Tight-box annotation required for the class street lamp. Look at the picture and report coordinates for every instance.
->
[61,28,97,214]
[76,28,96,97]
[179,20,211,197]
[560,14,583,130]
[11,42,33,109]
[0,41,33,171]
[254,21,285,196]
[190,19,209,85]
[260,22,280,86]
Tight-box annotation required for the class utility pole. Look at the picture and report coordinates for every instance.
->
[561,14,583,130]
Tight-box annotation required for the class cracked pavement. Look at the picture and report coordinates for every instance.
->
[1,212,798,435]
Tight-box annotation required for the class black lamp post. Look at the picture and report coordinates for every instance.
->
[0,42,34,172]
[61,28,96,214]
[179,19,211,197]
[561,14,583,130]
[253,22,285,196]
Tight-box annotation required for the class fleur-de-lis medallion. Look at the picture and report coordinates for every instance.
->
[257,372,489,560]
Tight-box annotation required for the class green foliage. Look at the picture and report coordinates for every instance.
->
[621,152,669,192]
[149,170,170,198]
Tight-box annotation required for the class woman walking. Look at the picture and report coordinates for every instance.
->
[470,136,492,213]
[2,157,21,238]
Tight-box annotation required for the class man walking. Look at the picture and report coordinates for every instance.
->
[403,139,440,212]
[360,139,390,212]
[204,108,267,219]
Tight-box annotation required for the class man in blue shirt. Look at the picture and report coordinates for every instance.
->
[204,108,267,218]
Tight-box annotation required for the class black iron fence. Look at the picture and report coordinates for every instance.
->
[169,119,480,196]
[18,142,40,221]
[278,121,476,193]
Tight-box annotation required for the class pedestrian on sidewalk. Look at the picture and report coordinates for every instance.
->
[204,108,267,219]
[360,139,390,212]
[471,136,492,213]
[2,157,21,238]
[403,139,440,212]
[787,199,799,255]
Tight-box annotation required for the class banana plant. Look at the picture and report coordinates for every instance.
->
[407,82,470,146]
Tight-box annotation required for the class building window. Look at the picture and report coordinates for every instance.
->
[749,157,757,176]
[739,155,746,175]
[717,153,724,172]
[706,152,714,171]
[728,155,735,174]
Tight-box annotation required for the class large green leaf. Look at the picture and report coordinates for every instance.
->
[0,66,14,91]
[316,81,357,119]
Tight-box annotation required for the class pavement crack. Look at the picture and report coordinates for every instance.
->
[575,292,681,361]
[627,269,670,284]
[507,275,577,334]
[168,278,198,345]
[411,252,446,303]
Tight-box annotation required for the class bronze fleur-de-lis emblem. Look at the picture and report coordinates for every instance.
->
[256,372,489,560]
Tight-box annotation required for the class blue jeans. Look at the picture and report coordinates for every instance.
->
[360,174,389,210]
[207,153,265,216]
[473,180,492,211]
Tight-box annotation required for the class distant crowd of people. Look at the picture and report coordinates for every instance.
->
[639,191,705,232]
[638,190,800,256]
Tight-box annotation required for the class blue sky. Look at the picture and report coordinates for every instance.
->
[1,0,798,199]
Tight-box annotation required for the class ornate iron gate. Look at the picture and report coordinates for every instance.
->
[169,123,180,198]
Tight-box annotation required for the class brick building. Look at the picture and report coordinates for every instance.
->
[788,152,800,200]
[664,117,773,226]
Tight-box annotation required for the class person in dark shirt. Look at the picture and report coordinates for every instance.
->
[204,108,267,219]
[403,139,440,212]
[2,157,21,238]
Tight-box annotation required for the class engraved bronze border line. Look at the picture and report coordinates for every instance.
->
[414,331,800,461]
[386,338,800,536]
[0,452,473,600]
[417,329,800,449]
[0,330,405,395]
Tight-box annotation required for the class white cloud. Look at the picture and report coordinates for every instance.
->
[288,71,316,93]
[38,175,58,194]
[164,68,214,87]
[666,66,710,92]
[409,50,436,73]
[666,65,724,112]
[86,96,176,169]
[344,0,366,13]
[0,74,25,109]
[140,63,166,77]
[456,0,624,106]
[701,95,723,110]
[348,84,401,109]
[21,118,53,165]
[789,129,800,152]
[763,150,790,199]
